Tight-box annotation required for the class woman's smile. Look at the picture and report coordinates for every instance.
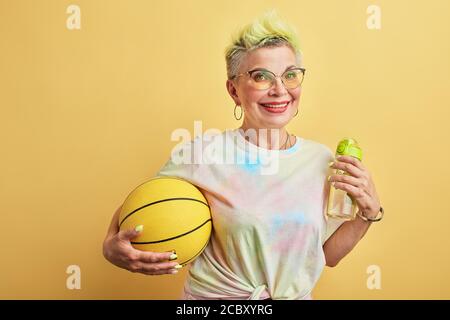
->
[258,100,291,114]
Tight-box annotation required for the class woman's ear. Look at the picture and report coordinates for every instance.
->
[226,80,241,106]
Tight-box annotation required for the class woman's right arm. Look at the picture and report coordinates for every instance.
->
[102,205,181,275]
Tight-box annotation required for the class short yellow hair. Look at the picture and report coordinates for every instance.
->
[225,10,302,79]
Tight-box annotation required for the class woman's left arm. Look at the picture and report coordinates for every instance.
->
[323,155,382,267]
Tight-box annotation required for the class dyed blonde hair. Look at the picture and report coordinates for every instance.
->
[225,10,302,80]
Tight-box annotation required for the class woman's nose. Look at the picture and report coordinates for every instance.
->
[269,77,288,96]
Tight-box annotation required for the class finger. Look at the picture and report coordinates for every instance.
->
[138,261,181,274]
[132,261,181,275]
[136,250,176,263]
[329,174,369,194]
[336,155,367,172]
[117,226,141,241]
[141,268,180,276]
[331,158,364,178]
[332,181,371,203]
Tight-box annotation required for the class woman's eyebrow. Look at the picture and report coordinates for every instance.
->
[248,67,270,72]
[248,65,298,73]
[284,65,298,71]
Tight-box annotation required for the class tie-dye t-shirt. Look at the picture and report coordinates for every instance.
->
[157,128,344,300]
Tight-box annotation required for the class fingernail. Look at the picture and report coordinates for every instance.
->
[170,269,179,274]
[135,225,144,233]
[328,161,334,167]
[174,264,183,269]
[169,253,178,261]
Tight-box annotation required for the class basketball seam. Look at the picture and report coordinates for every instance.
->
[119,197,210,227]
[130,219,212,244]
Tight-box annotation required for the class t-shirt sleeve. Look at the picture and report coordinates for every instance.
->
[323,217,345,244]
[156,136,208,189]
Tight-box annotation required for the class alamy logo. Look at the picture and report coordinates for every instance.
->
[366,264,381,290]
[367,5,381,30]
[66,5,81,30]
[66,265,81,290]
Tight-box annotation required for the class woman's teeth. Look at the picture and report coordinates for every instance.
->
[260,102,289,108]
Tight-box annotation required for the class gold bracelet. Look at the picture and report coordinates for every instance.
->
[356,206,384,222]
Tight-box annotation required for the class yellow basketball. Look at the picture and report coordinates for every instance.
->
[118,176,212,267]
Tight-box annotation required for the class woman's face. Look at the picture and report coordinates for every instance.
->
[227,45,302,130]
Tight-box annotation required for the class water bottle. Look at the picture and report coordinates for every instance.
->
[326,138,362,220]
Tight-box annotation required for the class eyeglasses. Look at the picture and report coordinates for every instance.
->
[232,67,306,90]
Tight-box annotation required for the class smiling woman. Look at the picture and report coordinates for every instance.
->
[103,9,382,300]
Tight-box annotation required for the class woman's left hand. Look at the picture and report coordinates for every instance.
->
[328,155,381,219]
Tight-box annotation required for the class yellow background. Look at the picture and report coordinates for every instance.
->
[1,0,449,299]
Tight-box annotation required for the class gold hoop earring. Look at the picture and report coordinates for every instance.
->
[234,105,243,120]
[294,108,299,117]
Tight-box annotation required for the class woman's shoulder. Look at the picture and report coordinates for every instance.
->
[297,136,334,158]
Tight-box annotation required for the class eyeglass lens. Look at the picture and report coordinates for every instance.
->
[249,69,304,90]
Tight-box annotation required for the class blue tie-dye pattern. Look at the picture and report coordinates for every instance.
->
[237,138,300,172]
[235,150,261,172]
[270,211,308,238]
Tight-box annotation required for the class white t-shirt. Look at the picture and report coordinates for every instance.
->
[157,128,344,300]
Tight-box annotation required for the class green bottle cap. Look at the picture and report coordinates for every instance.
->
[336,138,362,161]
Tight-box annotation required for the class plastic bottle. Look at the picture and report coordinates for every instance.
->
[326,138,362,220]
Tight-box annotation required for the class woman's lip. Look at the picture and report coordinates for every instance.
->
[259,101,291,105]
[259,101,290,114]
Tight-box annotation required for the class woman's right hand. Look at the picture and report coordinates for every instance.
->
[103,206,181,275]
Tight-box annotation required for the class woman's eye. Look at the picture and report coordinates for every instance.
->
[285,72,296,79]
[253,72,268,81]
